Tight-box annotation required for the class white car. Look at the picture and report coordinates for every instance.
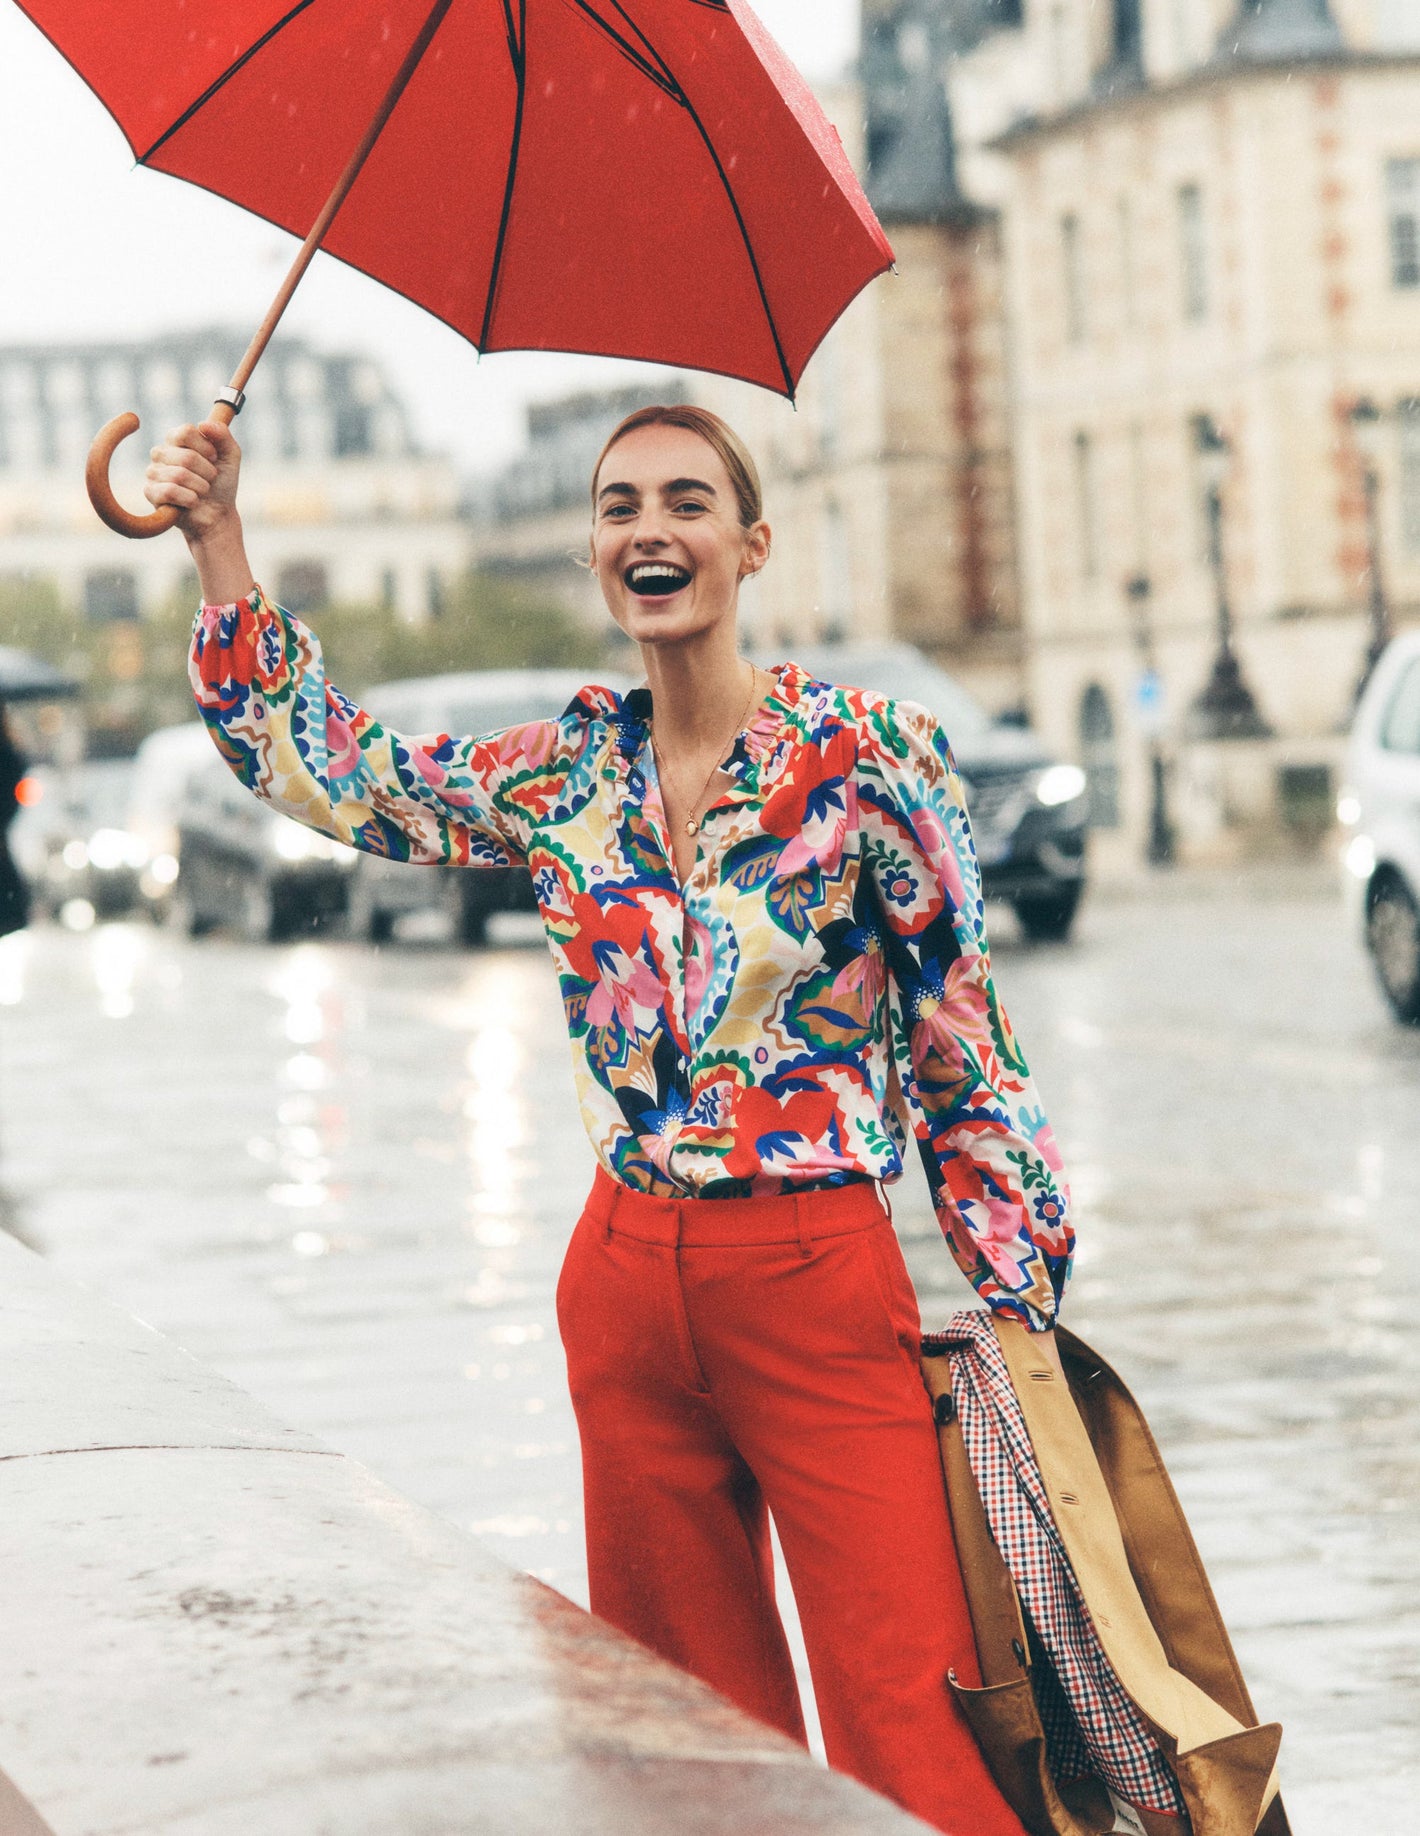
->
[349,667,631,946]
[1340,631,1420,1023]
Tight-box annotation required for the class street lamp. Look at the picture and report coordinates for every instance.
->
[1348,396,1394,697]
[1189,415,1270,739]
[1126,573,1175,865]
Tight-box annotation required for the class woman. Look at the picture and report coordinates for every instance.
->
[146,404,1072,1836]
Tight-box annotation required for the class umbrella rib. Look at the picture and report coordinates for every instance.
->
[597,0,794,397]
[136,0,322,165]
[479,0,529,354]
[564,1,681,101]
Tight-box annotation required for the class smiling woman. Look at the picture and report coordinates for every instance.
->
[147,399,1072,1836]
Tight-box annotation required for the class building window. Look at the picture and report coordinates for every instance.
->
[817,501,851,638]
[1061,212,1086,343]
[426,567,446,620]
[1073,430,1098,578]
[379,568,398,612]
[1178,183,1208,321]
[1078,684,1120,827]
[83,569,139,623]
[276,562,329,615]
[333,404,373,457]
[1387,159,1420,288]
[1128,420,1149,573]
[1117,196,1137,328]
[1399,401,1420,552]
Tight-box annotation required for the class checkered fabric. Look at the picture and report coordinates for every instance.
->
[937,1310,1188,1819]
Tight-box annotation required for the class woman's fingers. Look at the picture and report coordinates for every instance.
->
[166,422,220,464]
[142,472,200,510]
[142,460,210,511]
[143,420,243,522]
[150,444,218,484]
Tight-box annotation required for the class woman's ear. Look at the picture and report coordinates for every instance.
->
[741,518,771,578]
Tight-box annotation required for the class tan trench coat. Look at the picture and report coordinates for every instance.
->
[921,1319,1291,1836]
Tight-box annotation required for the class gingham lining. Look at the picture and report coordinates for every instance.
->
[939,1310,1188,1819]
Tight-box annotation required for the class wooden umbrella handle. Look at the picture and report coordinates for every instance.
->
[86,398,238,540]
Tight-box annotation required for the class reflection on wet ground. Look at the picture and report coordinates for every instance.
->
[1,870,1415,1831]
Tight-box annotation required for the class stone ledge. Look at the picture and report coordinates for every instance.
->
[0,1234,930,1835]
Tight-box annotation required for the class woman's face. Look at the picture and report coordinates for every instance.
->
[590,424,769,649]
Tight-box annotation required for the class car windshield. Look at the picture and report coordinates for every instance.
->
[780,647,994,746]
[445,696,566,736]
[60,761,134,832]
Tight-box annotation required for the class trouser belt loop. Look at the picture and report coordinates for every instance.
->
[794,1191,814,1260]
[879,1181,894,1225]
[603,1178,616,1241]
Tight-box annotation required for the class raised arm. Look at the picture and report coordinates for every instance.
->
[147,422,539,867]
[859,698,1073,1332]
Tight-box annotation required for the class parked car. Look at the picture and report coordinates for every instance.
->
[1339,631,1420,1023]
[768,642,1089,941]
[350,667,631,945]
[125,723,213,921]
[11,758,147,922]
[172,734,358,942]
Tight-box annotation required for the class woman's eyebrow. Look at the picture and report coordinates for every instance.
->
[596,481,638,503]
[664,477,717,496]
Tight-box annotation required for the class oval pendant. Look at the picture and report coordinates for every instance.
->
[685,818,699,836]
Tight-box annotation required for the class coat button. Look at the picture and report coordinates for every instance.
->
[933,1392,956,1426]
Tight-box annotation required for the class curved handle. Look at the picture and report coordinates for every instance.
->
[86,412,180,540]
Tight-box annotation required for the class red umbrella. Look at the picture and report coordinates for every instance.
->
[18,0,893,537]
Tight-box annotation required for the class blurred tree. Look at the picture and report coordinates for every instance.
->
[315,570,607,691]
[0,575,75,669]
[0,567,607,755]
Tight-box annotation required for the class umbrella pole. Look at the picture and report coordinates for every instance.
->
[86,0,458,540]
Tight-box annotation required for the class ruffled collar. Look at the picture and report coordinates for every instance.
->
[584,659,808,776]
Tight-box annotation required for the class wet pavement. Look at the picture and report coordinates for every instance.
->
[2,866,1416,1834]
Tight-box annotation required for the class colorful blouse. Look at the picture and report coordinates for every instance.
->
[190,587,1073,1330]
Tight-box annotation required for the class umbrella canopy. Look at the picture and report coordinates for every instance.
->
[21,0,893,399]
[0,648,81,703]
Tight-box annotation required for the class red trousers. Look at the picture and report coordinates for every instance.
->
[556,1167,1029,1836]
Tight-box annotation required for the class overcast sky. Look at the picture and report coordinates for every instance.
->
[0,2,860,474]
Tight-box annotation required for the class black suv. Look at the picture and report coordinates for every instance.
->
[775,642,1089,941]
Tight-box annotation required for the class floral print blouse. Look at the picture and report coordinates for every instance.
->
[191,587,1073,1330]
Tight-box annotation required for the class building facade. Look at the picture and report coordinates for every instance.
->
[948,0,1420,856]
[695,48,1028,709]
[0,329,470,624]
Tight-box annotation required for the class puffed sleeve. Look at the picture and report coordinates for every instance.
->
[858,696,1073,1331]
[189,584,558,866]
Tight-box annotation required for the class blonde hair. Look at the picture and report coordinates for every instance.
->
[590,403,764,530]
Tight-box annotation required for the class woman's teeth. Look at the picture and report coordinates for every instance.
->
[626,563,691,596]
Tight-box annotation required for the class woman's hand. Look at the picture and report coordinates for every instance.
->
[144,420,241,535]
[145,420,255,605]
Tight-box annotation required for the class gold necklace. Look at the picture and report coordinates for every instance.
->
[650,661,762,838]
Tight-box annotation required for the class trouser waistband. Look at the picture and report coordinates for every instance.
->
[584,1163,892,1254]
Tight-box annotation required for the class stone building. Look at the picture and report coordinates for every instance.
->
[692,40,1028,709]
[947,0,1420,857]
[0,329,469,624]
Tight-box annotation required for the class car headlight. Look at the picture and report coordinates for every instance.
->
[271,818,323,862]
[87,827,148,872]
[1344,834,1376,881]
[270,817,356,864]
[1034,764,1088,808]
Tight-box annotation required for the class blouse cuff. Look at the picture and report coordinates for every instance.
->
[199,581,266,617]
